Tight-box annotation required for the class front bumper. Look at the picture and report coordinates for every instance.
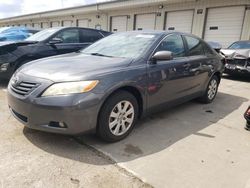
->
[7,74,103,135]
[224,60,250,75]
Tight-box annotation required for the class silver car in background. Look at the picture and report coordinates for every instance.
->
[221,41,250,75]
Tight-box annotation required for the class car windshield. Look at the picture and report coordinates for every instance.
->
[228,41,250,49]
[82,33,158,58]
[26,28,60,41]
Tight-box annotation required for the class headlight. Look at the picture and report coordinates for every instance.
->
[42,80,99,97]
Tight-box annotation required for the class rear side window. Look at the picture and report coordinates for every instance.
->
[55,29,80,43]
[155,34,185,57]
[184,36,204,56]
[80,29,103,43]
[203,43,214,55]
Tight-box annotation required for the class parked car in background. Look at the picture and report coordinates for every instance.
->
[0,27,111,80]
[244,106,250,130]
[220,41,250,75]
[8,31,224,142]
[0,27,39,41]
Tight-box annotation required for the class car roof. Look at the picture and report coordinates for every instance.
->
[231,40,250,43]
[50,27,111,33]
[117,30,198,37]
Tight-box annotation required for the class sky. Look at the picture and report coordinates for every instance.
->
[0,0,110,19]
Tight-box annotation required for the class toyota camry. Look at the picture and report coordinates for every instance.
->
[8,31,224,142]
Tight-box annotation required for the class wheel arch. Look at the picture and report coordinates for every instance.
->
[96,85,145,132]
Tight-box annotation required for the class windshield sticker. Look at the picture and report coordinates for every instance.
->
[135,34,155,38]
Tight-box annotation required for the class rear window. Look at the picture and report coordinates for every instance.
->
[80,29,103,43]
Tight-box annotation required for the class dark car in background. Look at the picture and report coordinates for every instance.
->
[0,27,111,80]
[8,31,224,142]
[221,41,250,75]
[0,27,39,41]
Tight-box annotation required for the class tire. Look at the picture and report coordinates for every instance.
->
[199,75,219,104]
[97,90,139,142]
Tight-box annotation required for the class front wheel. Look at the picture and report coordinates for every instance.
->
[97,91,138,142]
[199,75,219,104]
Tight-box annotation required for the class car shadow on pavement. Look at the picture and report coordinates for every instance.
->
[23,92,248,164]
[22,128,114,165]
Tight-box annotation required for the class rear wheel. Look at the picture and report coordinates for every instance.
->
[97,91,138,142]
[199,75,219,104]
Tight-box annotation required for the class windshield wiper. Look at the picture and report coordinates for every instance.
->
[90,53,114,58]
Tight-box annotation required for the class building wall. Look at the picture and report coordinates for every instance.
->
[0,0,250,40]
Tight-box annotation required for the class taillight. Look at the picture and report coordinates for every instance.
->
[247,108,250,116]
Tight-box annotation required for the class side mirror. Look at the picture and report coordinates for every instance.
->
[152,51,174,62]
[49,38,63,45]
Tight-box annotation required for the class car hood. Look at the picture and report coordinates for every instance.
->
[19,53,133,82]
[220,49,250,59]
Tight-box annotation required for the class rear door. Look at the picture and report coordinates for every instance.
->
[147,34,193,108]
[183,35,211,92]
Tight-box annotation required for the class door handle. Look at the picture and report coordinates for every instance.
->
[183,63,191,68]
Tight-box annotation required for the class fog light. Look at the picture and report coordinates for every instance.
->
[59,122,67,128]
[0,63,9,72]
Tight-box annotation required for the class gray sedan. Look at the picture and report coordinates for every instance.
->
[8,31,224,142]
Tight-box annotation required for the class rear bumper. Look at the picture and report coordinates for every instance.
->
[244,106,250,127]
[7,85,103,135]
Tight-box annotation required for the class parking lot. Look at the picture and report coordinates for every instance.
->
[0,75,250,188]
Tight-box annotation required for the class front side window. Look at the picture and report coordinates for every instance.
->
[54,29,80,43]
[184,36,204,56]
[155,34,185,57]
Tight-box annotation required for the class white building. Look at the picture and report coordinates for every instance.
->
[0,0,250,47]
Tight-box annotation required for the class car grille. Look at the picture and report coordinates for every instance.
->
[227,59,247,67]
[11,81,39,96]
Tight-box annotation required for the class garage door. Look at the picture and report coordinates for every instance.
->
[165,10,194,33]
[42,22,49,28]
[135,13,156,30]
[63,20,73,27]
[77,19,89,28]
[33,23,41,29]
[51,21,60,27]
[204,6,245,47]
[26,23,32,28]
[111,16,128,32]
